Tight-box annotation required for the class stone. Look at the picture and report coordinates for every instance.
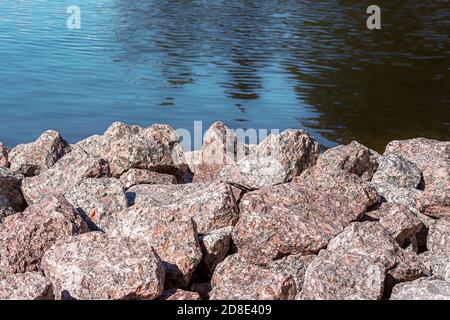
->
[416,189,450,220]
[375,203,423,247]
[369,182,423,211]
[267,254,316,293]
[42,232,165,300]
[196,226,233,279]
[390,278,450,300]
[21,148,111,205]
[0,142,9,167]
[119,169,176,189]
[0,194,89,274]
[65,178,128,230]
[371,154,422,189]
[0,272,53,300]
[210,255,296,300]
[193,122,248,182]
[106,206,202,288]
[126,183,238,234]
[301,250,386,300]
[233,171,379,265]
[73,134,104,158]
[309,141,380,180]
[384,138,450,192]
[159,289,201,300]
[184,150,201,173]
[427,220,450,256]
[8,130,71,177]
[0,168,27,221]
[419,252,450,281]
[255,129,320,181]
[219,156,288,190]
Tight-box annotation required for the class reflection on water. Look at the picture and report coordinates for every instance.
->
[0,0,448,151]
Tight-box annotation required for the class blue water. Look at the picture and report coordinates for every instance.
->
[0,1,449,150]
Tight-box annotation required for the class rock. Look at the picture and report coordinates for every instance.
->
[196,226,233,279]
[301,250,386,300]
[309,141,380,180]
[371,154,423,189]
[419,252,450,281]
[255,129,319,181]
[219,156,288,190]
[119,169,176,189]
[0,143,9,167]
[159,289,201,300]
[21,148,111,205]
[73,134,104,158]
[184,150,201,173]
[106,206,202,288]
[0,194,89,274]
[233,171,379,265]
[126,183,238,234]
[65,178,128,230]
[374,203,423,247]
[416,189,450,220]
[267,254,316,293]
[42,232,165,300]
[391,278,450,300]
[427,220,450,256]
[384,138,450,192]
[0,168,27,221]
[210,255,296,300]
[8,130,71,177]
[0,272,53,300]
[369,182,423,210]
[189,283,212,300]
[193,122,248,183]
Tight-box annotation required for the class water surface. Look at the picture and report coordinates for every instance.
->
[0,0,449,151]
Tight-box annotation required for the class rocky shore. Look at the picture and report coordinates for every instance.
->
[0,122,449,300]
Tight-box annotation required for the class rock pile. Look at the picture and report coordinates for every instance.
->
[0,121,449,300]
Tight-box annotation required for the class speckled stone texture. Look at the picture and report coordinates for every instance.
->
[42,232,165,300]
[0,272,53,300]
[0,167,27,221]
[372,153,423,189]
[0,142,9,168]
[391,278,450,300]
[119,168,176,189]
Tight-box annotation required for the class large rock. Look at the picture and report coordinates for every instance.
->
[65,178,128,230]
[42,232,165,300]
[419,252,450,281]
[390,278,450,300]
[219,156,288,190]
[416,189,450,220]
[255,129,319,181]
[0,168,27,221]
[371,154,423,189]
[309,141,380,180]
[384,138,449,192]
[369,182,423,210]
[126,183,238,234]
[8,130,71,177]
[0,143,9,167]
[193,122,248,182]
[119,169,176,189]
[233,171,379,265]
[184,150,201,173]
[210,255,296,300]
[106,206,202,288]
[0,194,89,274]
[0,272,53,300]
[427,220,450,256]
[21,148,111,205]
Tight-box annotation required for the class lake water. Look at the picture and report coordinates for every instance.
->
[0,0,449,151]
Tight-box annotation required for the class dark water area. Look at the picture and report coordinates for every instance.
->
[0,0,449,151]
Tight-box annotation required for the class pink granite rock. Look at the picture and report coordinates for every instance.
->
[390,278,450,300]
[427,220,450,256]
[0,272,53,300]
[372,153,423,189]
[0,143,9,168]
[119,168,176,189]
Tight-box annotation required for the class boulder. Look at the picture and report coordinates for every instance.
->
[219,156,288,190]
[419,252,450,281]
[233,171,379,265]
[126,183,238,234]
[0,168,27,221]
[0,272,53,300]
[390,278,450,300]
[210,255,296,300]
[73,134,104,158]
[21,148,111,205]
[8,130,71,177]
[0,194,89,274]
[384,138,450,192]
[255,129,319,181]
[416,189,450,220]
[106,206,202,288]
[427,220,450,256]
[309,141,379,180]
[184,150,201,173]
[193,122,248,182]
[371,154,422,189]
[369,183,423,210]
[119,169,176,189]
[65,178,128,230]
[159,289,201,300]
[42,232,165,300]
[0,142,9,167]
